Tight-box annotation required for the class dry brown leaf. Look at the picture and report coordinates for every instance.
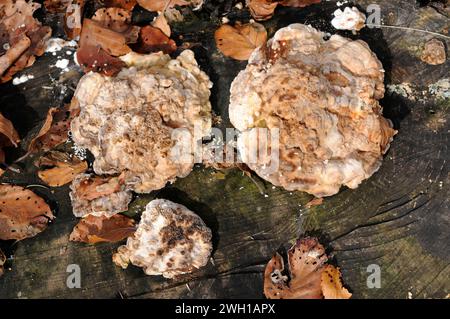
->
[80,18,131,56]
[321,265,352,299]
[0,0,52,82]
[37,151,88,187]
[92,7,140,42]
[136,0,201,12]
[264,237,328,299]
[215,23,267,60]
[44,0,71,13]
[0,112,20,166]
[0,112,20,164]
[305,197,323,208]
[64,0,86,39]
[70,214,136,244]
[104,0,137,11]
[0,184,55,240]
[76,17,138,75]
[246,0,278,21]
[152,13,171,37]
[132,25,177,54]
[278,0,321,7]
[246,0,321,21]
[0,248,5,277]
[26,103,79,156]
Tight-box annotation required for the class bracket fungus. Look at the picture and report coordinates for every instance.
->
[229,24,397,197]
[70,50,212,194]
[113,199,212,279]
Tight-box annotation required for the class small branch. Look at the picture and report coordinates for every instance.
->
[370,24,450,40]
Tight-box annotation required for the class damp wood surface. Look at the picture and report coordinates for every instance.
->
[0,0,449,299]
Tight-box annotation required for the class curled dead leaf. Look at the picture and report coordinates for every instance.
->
[264,237,327,299]
[104,0,137,11]
[0,184,54,240]
[70,214,136,244]
[215,22,267,61]
[321,265,352,299]
[0,112,20,164]
[0,0,52,82]
[37,151,88,187]
[264,237,351,299]
[132,25,177,54]
[26,103,79,157]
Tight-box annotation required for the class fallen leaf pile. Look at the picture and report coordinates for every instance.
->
[246,0,321,21]
[264,237,351,299]
[0,248,5,277]
[76,5,177,75]
[36,151,88,187]
[70,214,135,244]
[215,22,267,60]
[0,185,55,240]
[0,112,20,169]
[0,0,52,83]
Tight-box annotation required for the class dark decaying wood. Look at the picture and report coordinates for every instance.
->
[0,0,449,298]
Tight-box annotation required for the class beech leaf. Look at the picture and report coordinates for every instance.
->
[132,25,177,55]
[215,22,267,61]
[264,237,351,299]
[321,265,352,299]
[0,185,54,240]
[70,214,136,244]
[37,151,88,187]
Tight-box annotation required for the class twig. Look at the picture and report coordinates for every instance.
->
[370,24,450,40]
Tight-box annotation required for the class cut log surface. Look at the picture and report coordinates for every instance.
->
[0,0,449,298]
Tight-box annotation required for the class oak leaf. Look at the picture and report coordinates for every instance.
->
[70,214,136,244]
[215,22,267,61]
[0,185,54,240]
